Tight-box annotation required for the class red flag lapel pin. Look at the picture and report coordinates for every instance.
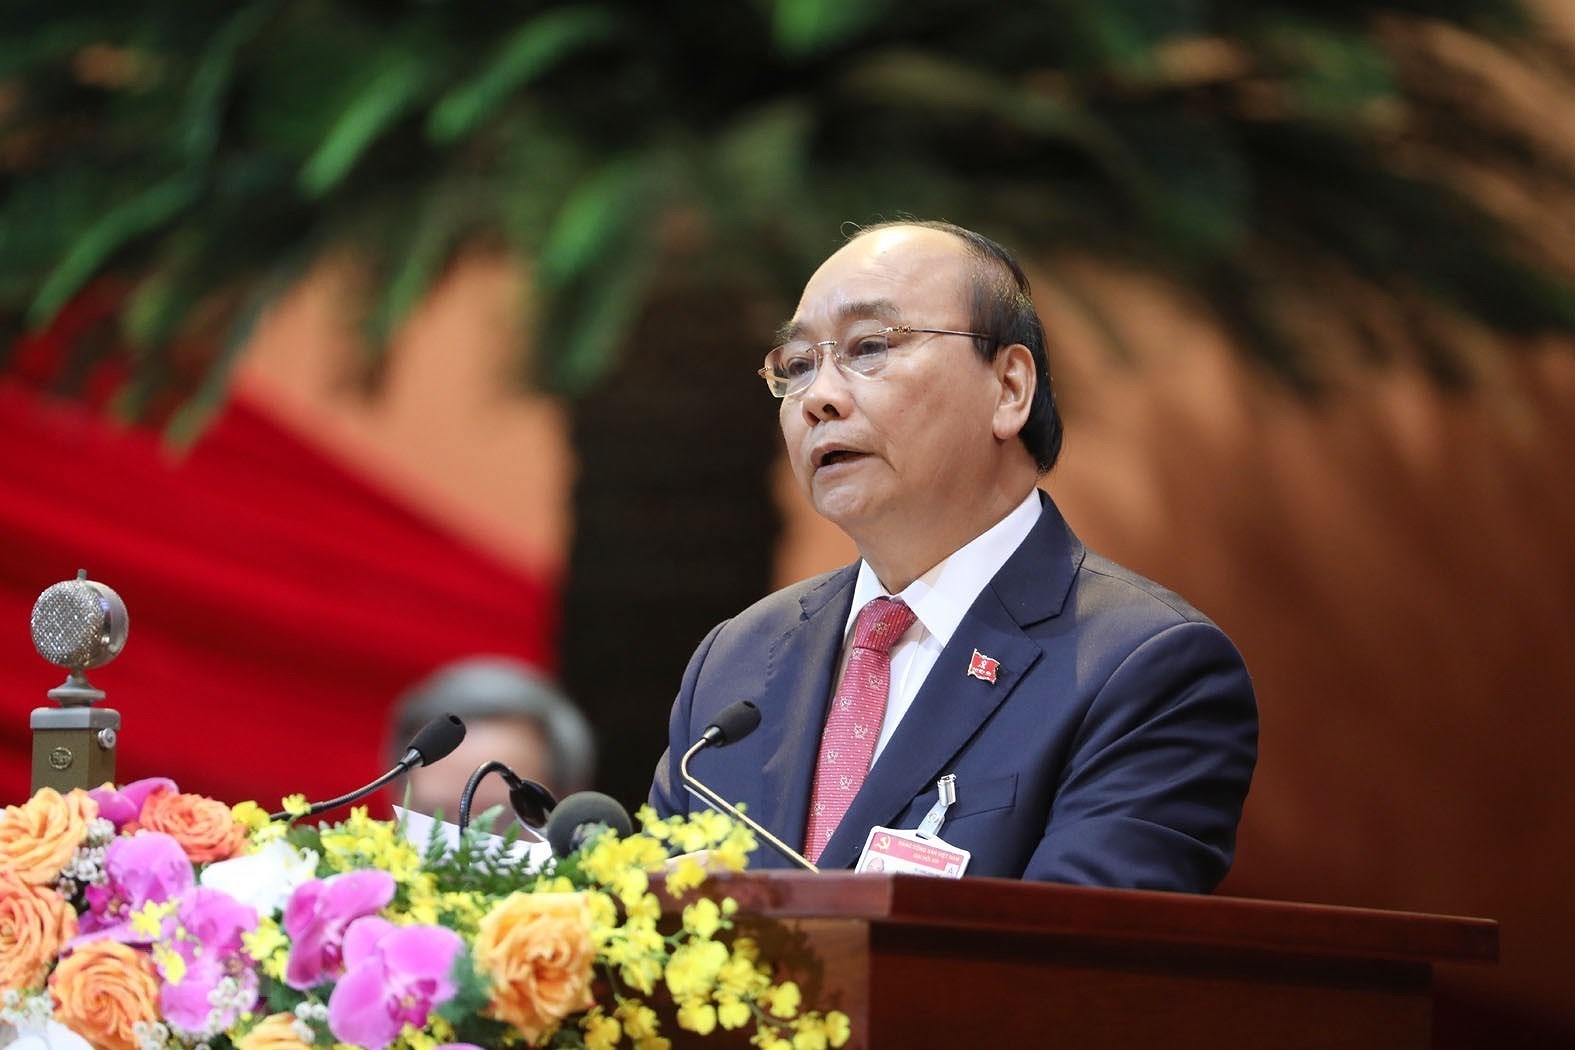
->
[967,649,1000,684]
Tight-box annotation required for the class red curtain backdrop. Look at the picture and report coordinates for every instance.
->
[0,377,557,811]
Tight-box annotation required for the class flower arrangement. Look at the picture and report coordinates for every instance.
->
[0,781,851,1050]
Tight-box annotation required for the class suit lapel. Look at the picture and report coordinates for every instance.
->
[816,492,1086,869]
[753,566,857,849]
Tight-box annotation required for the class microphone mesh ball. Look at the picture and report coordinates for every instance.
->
[31,578,128,670]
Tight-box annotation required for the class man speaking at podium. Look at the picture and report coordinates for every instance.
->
[650,221,1257,891]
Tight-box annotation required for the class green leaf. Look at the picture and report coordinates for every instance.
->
[427,7,620,144]
[536,158,655,287]
[541,231,657,394]
[177,1,278,165]
[298,47,434,198]
[772,0,886,57]
[27,173,201,328]
[365,195,461,346]
[710,101,814,216]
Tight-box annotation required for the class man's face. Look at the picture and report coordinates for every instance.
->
[779,227,1011,555]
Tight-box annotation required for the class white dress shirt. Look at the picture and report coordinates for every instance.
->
[834,489,1043,766]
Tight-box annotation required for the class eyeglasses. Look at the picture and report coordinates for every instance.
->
[758,321,993,398]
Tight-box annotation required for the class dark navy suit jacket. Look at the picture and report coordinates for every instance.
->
[649,493,1257,891]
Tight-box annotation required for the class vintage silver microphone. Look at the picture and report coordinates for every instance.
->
[30,570,129,793]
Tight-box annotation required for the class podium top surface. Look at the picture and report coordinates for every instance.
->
[705,872,1498,966]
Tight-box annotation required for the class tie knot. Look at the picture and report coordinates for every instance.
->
[851,597,916,654]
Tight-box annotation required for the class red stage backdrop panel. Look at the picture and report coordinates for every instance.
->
[0,379,558,811]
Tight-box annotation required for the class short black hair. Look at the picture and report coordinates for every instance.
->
[851,220,1063,473]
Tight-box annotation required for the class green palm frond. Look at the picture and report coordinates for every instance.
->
[1,0,1571,425]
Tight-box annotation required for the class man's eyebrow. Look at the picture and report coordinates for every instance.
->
[774,299,903,345]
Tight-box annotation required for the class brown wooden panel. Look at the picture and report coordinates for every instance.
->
[664,874,1497,1049]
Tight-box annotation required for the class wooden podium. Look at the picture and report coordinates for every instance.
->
[678,873,1497,1049]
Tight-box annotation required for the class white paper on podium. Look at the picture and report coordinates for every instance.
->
[394,806,554,872]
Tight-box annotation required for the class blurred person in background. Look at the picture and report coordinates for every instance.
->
[388,655,595,821]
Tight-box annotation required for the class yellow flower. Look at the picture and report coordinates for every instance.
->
[681,897,723,939]
[625,892,660,926]
[611,867,649,909]
[676,1000,716,1036]
[664,939,729,1001]
[663,855,706,897]
[619,954,664,996]
[615,1001,660,1040]
[762,981,801,1019]
[711,827,754,871]
[129,898,175,939]
[231,800,272,834]
[243,917,289,980]
[581,1008,621,1050]
[633,806,668,838]
[790,1014,838,1050]
[152,944,187,985]
[716,950,766,998]
[279,794,310,818]
[824,1011,851,1047]
[716,994,752,1030]
[671,823,709,855]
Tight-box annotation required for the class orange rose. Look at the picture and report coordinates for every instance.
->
[236,1013,315,1050]
[0,870,77,991]
[137,789,246,864]
[49,940,159,1050]
[474,891,597,1043]
[0,788,97,886]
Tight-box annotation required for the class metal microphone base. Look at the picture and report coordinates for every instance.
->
[31,705,120,793]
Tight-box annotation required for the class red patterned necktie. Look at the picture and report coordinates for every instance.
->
[804,596,918,863]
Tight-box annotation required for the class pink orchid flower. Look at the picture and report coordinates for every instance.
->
[78,832,194,941]
[282,870,396,989]
[88,777,177,829]
[327,917,466,1050]
[158,887,261,1038]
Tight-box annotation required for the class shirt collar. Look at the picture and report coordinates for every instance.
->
[846,489,1043,646]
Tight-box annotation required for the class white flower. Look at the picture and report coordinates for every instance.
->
[198,839,319,915]
[2,1021,93,1050]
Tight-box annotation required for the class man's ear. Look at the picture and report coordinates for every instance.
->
[992,343,1036,442]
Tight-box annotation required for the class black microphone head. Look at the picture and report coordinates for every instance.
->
[404,714,466,768]
[543,791,632,857]
[503,774,558,828]
[709,700,761,746]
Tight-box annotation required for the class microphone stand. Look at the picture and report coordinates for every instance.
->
[271,759,414,822]
[679,737,818,873]
[457,760,553,839]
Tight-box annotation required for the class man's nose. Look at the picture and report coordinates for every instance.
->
[797,346,853,423]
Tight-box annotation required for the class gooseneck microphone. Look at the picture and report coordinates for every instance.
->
[456,761,558,833]
[543,791,633,857]
[270,714,466,822]
[679,700,818,873]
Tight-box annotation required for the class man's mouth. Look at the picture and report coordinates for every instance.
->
[815,447,867,469]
